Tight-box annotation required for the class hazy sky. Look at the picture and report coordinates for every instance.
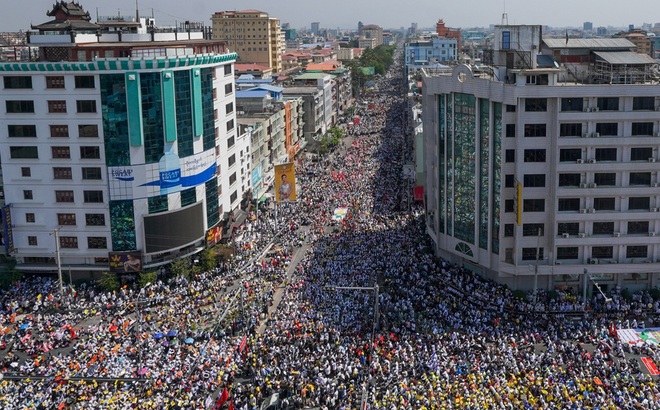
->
[2,0,659,32]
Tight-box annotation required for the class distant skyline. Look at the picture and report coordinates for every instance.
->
[2,0,660,32]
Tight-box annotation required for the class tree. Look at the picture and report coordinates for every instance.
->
[168,257,192,280]
[97,271,120,292]
[199,249,216,272]
[0,256,22,290]
[138,271,158,288]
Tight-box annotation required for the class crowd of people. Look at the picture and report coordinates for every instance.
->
[1,46,660,409]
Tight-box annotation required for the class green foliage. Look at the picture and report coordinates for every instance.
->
[547,290,560,300]
[97,271,120,292]
[138,271,158,289]
[512,289,528,301]
[349,44,397,95]
[620,288,632,302]
[650,288,660,300]
[168,257,192,280]
[199,249,216,272]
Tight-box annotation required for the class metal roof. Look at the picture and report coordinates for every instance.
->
[593,51,657,65]
[543,38,635,50]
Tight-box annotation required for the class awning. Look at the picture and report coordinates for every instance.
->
[232,209,248,228]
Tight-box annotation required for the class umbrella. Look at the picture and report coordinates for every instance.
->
[10,362,19,368]
[167,330,178,337]
[185,337,194,344]
[171,338,179,345]
[154,332,164,340]
[138,367,148,376]
[162,340,169,347]
[18,323,29,331]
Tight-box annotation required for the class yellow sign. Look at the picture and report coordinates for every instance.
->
[274,163,296,202]
[516,182,523,226]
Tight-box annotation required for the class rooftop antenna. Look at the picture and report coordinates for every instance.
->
[501,0,508,25]
[136,0,140,23]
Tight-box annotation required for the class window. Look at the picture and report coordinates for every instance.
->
[593,222,614,235]
[76,100,97,113]
[505,149,515,163]
[4,76,32,89]
[55,190,74,202]
[633,97,654,110]
[86,213,106,226]
[21,167,31,177]
[57,213,76,225]
[80,146,101,159]
[6,100,34,113]
[50,125,69,138]
[46,76,65,88]
[504,199,514,212]
[524,98,547,112]
[8,125,37,137]
[74,76,95,88]
[523,199,545,212]
[628,221,649,235]
[595,148,617,162]
[626,245,648,259]
[224,64,232,75]
[78,124,99,138]
[629,197,650,210]
[53,167,72,179]
[226,119,235,132]
[559,123,582,137]
[557,247,579,260]
[504,124,515,138]
[148,195,168,214]
[506,104,516,112]
[592,246,613,259]
[522,247,543,261]
[523,223,544,236]
[629,172,651,186]
[230,190,238,203]
[226,102,234,114]
[10,146,38,159]
[83,190,104,203]
[82,167,102,180]
[28,236,38,246]
[594,173,616,186]
[227,136,235,148]
[524,124,546,137]
[48,100,67,113]
[596,97,619,111]
[593,197,615,211]
[558,173,580,187]
[229,172,237,185]
[523,174,545,187]
[561,98,583,112]
[59,236,78,249]
[631,147,653,161]
[225,83,233,95]
[505,174,515,188]
[524,149,546,162]
[558,198,580,211]
[631,122,653,136]
[595,123,617,136]
[87,237,107,249]
[560,149,582,162]
[228,154,236,167]
[501,31,510,49]
[504,223,514,237]
[23,190,33,200]
[558,222,579,235]
[51,146,71,159]
[25,213,35,223]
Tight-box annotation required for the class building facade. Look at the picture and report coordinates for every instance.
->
[423,25,660,294]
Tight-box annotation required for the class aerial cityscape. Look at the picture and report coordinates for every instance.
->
[1,0,660,408]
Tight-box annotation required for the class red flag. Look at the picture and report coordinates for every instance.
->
[215,387,229,408]
[228,400,234,410]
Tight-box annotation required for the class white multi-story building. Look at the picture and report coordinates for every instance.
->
[0,2,242,275]
[423,24,660,294]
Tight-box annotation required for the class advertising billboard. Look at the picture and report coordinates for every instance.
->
[274,163,296,202]
[109,250,143,273]
[1,205,14,255]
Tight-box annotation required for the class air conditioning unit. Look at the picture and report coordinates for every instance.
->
[562,233,570,238]
[589,159,597,164]
[589,183,597,188]
[651,207,659,212]
[578,233,587,238]
[613,232,621,237]
[655,132,660,137]
[583,107,590,112]
[579,183,587,188]
[649,158,657,163]
[592,132,600,138]
[579,209,587,214]
[644,260,653,263]
[582,133,590,138]
[609,260,618,264]
[650,232,657,237]
[589,208,596,213]
[592,107,600,112]
[655,106,660,111]
[590,258,599,264]
[653,183,659,188]
[577,159,585,164]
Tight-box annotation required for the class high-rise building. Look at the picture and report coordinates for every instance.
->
[0,1,245,275]
[211,10,284,74]
[362,24,384,47]
[422,24,660,292]
[583,22,593,32]
[436,19,461,52]
[311,22,320,36]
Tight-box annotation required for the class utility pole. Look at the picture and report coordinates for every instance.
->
[533,228,541,300]
[52,228,64,302]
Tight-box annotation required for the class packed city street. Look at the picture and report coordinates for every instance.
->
[2,51,660,410]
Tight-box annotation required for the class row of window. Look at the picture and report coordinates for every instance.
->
[504,221,653,237]
[7,124,99,138]
[22,190,103,203]
[3,75,95,90]
[25,212,105,226]
[9,146,100,160]
[508,97,657,112]
[517,245,650,260]
[559,173,652,187]
[26,235,107,249]
[6,100,97,114]
[504,196,656,213]
[506,148,657,163]
[505,122,657,138]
